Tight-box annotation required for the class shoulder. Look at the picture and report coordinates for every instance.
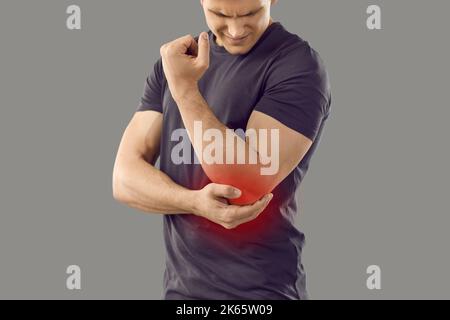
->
[269,27,330,86]
[262,29,332,111]
[265,34,330,89]
[273,31,328,77]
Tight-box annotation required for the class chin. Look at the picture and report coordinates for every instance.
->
[226,47,249,55]
[227,42,253,54]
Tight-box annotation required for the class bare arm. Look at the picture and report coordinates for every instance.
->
[112,109,272,228]
[175,88,313,205]
[112,110,195,214]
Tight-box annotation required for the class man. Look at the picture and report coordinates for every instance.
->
[113,0,331,300]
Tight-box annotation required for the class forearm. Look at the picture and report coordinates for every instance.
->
[175,88,274,204]
[114,156,196,214]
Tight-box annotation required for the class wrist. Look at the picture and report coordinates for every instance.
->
[173,83,200,104]
[178,189,200,215]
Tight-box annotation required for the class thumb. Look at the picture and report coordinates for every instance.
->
[196,32,210,67]
[211,184,241,199]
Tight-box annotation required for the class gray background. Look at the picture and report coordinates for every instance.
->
[0,0,449,299]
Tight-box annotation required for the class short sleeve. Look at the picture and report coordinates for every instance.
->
[136,57,165,113]
[254,43,331,142]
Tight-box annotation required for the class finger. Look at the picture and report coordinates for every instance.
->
[196,31,210,67]
[216,197,229,206]
[229,193,273,221]
[222,194,273,229]
[188,37,199,57]
[230,208,264,228]
[210,183,242,199]
[176,35,197,55]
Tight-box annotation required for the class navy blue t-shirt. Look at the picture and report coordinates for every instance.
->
[137,21,331,299]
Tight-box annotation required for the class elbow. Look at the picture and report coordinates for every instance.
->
[202,164,275,205]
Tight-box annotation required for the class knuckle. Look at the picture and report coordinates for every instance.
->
[223,223,234,230]
[206,184,215,195]
[160,44,168,55]
[198,61,209,68]
[230,207,239,216]
[249,209,260,219]
[217,211,228,222]
[164,44,175,54]
[200,64,210,72]
[210,183,218,190]
[213,185,222,195]
[223,215,233,224]
[258,205,267,214]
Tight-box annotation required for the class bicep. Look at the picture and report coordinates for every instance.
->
[246,110,313,185]
[116,110,163,166]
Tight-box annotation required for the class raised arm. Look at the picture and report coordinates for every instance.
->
[174,91,313,205]
[159,32,329,207]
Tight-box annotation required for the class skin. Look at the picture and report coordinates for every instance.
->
[113,0,313,230]
[200,0,278,56]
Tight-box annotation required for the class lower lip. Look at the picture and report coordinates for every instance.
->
[226,35,249,45]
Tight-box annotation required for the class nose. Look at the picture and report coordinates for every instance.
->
[226,20,247,39]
